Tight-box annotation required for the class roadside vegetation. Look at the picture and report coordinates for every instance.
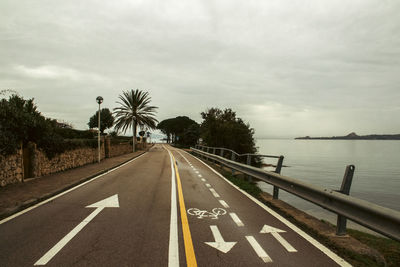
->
[0,93,97,159]
[157,116,200,147]
[88,108,114,134]
[158,107,259,164]
[0,88,158,158]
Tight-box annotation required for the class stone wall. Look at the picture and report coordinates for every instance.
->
[0,138,139,187]
[0,148,23,187]
[33,145,105,177]
[108,142,132,158]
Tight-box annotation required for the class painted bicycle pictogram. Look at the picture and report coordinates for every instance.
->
[187,208,227,219]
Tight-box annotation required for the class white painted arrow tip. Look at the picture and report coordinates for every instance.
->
[86,194,119,208]
[204,242,237,253]
[260,225,285,234]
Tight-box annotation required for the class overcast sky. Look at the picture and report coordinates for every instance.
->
[1,0,399,138]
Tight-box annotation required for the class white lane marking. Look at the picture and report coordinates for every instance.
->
[246,236,273,263]
[219,200,230,208]
[229,212,244,227]
[166,148,179,267]
[34,195,120,265]
[185,150,351,267]
[0,153,147,225]
[201,178,206,182]
[260,225,297,252]
[205,183,211,187]
[205,225,237,253]
[195,171,199,174]
[209,188,220,198]
[198,174,202,178]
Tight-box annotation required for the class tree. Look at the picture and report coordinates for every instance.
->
[113,89,158,152]
[88,108,114,134]
[157,116,199,146]
[0,94,62,157]
[200,108,257,156]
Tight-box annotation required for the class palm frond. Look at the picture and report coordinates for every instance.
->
[113,89,158,134]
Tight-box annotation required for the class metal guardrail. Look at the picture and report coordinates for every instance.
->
[190,147,400,241]
[195,145,285,198]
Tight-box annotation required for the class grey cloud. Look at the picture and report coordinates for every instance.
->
[1,0,399,137]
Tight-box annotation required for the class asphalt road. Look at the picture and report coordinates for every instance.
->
[0,144,350,266]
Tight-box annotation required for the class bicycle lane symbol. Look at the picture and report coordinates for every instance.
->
[187,208,227,219]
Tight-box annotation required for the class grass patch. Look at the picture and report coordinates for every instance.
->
[347,229,400,267]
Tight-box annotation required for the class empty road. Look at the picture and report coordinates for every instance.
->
[0,144,350,266]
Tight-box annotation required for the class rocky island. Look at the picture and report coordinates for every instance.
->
[295,132,400,140]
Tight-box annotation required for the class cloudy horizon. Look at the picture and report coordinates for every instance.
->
[1,0,399,138]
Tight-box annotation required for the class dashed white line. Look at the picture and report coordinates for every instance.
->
[198,174,202,178]
[219,200,230,208]
[205,183,211,187]
[209,188,220,198]
[229,212,244,227]
[246,236,273,263]
[195,171,199,174]
[201,178,206,182]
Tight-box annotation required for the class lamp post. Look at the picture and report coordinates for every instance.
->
[96,96,103,163]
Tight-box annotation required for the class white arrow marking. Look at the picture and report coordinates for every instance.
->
[34,195,120,265]
[205,225,237,253]
[246,236,272,263]
[260,225,297,252]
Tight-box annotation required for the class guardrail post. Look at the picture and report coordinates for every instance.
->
[273,156,284,199]
[246,154,253,182]
[220,148,224,157]
[336,165,355,236]
[212,147,216,164]
[231,152,236,176]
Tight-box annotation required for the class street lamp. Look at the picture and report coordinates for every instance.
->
[96,96,103,163]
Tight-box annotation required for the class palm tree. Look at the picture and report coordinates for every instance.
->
[113,89,158,152]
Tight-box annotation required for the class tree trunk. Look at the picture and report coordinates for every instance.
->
[132,120,137,152]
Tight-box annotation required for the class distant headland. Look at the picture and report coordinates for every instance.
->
[295,132,400,140]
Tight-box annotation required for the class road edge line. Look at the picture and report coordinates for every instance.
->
[0,152,147,225]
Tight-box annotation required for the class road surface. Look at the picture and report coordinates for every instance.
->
[0,144,350,266]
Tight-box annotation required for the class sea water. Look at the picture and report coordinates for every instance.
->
[256,139,400,234]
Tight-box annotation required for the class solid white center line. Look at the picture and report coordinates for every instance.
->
[167,149,179,267]
[229,212,244,227]
[205,183,211,187]
[219,200,230,208]
[246,236,273,263]
[209,188,220,198]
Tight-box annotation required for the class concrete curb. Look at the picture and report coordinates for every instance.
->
[0,151,146,221]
